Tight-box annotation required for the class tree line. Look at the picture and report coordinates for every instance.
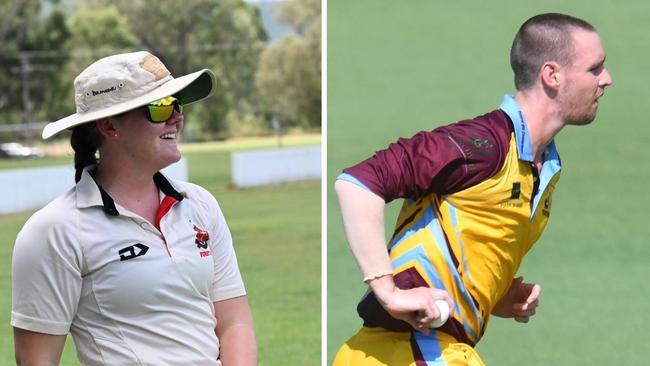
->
[0,0,321,142]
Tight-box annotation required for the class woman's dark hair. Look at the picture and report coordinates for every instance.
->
[70,123,102,183]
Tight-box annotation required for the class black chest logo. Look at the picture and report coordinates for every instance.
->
[119,243,149,261]
[510,182,521,199]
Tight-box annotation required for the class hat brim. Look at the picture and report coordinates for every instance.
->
[42,69,216,139]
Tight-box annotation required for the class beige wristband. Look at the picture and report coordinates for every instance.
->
[362,272,393,284]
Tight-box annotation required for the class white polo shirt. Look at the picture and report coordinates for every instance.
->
[11,167,246,365]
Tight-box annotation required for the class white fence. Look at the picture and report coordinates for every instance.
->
[0,159,187,215]
[231,146,321,188]
[0,145,322,214]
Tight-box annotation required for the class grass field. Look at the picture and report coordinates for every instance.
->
[0,134,321,365]
[327,1,650,365]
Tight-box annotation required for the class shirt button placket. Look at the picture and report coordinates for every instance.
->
[135,219,171,256]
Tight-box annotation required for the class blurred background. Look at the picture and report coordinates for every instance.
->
[0,0,320,144]
[0,0,320,364]
[328,0,650,365]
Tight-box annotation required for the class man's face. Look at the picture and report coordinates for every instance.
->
[558,29,613,125]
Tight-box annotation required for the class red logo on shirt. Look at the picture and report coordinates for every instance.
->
[194,225,210,249]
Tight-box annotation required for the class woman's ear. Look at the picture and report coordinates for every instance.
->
[95,117,119,139]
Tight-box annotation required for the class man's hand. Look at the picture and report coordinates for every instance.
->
[491,276,541,323]
[370,275,454,335]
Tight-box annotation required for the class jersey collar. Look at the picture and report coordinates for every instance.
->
[499,94,561,165]
[499,94,535,162]
[76,166,185,216]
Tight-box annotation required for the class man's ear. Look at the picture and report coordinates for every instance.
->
[540,61,561,90]
[96,117,119,139]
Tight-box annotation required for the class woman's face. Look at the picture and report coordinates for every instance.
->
[110,105,184,173]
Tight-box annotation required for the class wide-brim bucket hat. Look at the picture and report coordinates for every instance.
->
[42,51,215,139]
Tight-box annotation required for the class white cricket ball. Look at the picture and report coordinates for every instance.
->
[429,300,450,328]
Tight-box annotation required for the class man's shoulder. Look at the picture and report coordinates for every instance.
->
[442,109,512,135]
[427,109,513,156]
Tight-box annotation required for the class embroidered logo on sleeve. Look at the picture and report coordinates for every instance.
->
[194,225,210,249]
[194,225,212,257]
[469,135,496,156]
[471,136,494,149]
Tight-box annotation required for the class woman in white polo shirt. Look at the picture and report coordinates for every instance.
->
[11,51,257,365]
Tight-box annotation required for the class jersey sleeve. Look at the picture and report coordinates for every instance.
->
[202,192,247,303]
[340,114,510,202]
[11,209,83,335]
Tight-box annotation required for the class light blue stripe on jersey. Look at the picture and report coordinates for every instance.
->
[390,244,478,341]
[391,244,479,342]
[447,199,459,227]
[390,205,480,342]
[444,201,484,333]
[424,226,480,340]
[336,173,371,191]
[391,244,447,292]
[389,204,432,250]
[414,331,446,365]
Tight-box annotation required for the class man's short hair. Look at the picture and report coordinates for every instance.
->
[510,13,596,90]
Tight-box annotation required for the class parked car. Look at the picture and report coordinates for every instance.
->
[0,142,45,159]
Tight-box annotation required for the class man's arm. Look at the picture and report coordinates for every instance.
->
[14,328,66,366]
[335,179,454,334]
[214,295,257,366]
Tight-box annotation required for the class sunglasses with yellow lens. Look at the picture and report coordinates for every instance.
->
[144,96,183,123]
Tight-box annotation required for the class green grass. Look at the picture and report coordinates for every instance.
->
[328,1,650,365]
[0,136,321,365]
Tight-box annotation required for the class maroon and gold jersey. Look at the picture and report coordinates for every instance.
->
[338,95,561,350]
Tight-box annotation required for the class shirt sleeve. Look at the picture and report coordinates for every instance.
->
[341,116,509,202]
[11,208,83,335]
[202,192,247,303]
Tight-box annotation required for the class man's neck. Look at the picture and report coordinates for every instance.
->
[514,91,565,163]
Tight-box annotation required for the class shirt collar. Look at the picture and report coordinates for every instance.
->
[499,94,535,162]
[76,166,185,216]
[499,94,560,165]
